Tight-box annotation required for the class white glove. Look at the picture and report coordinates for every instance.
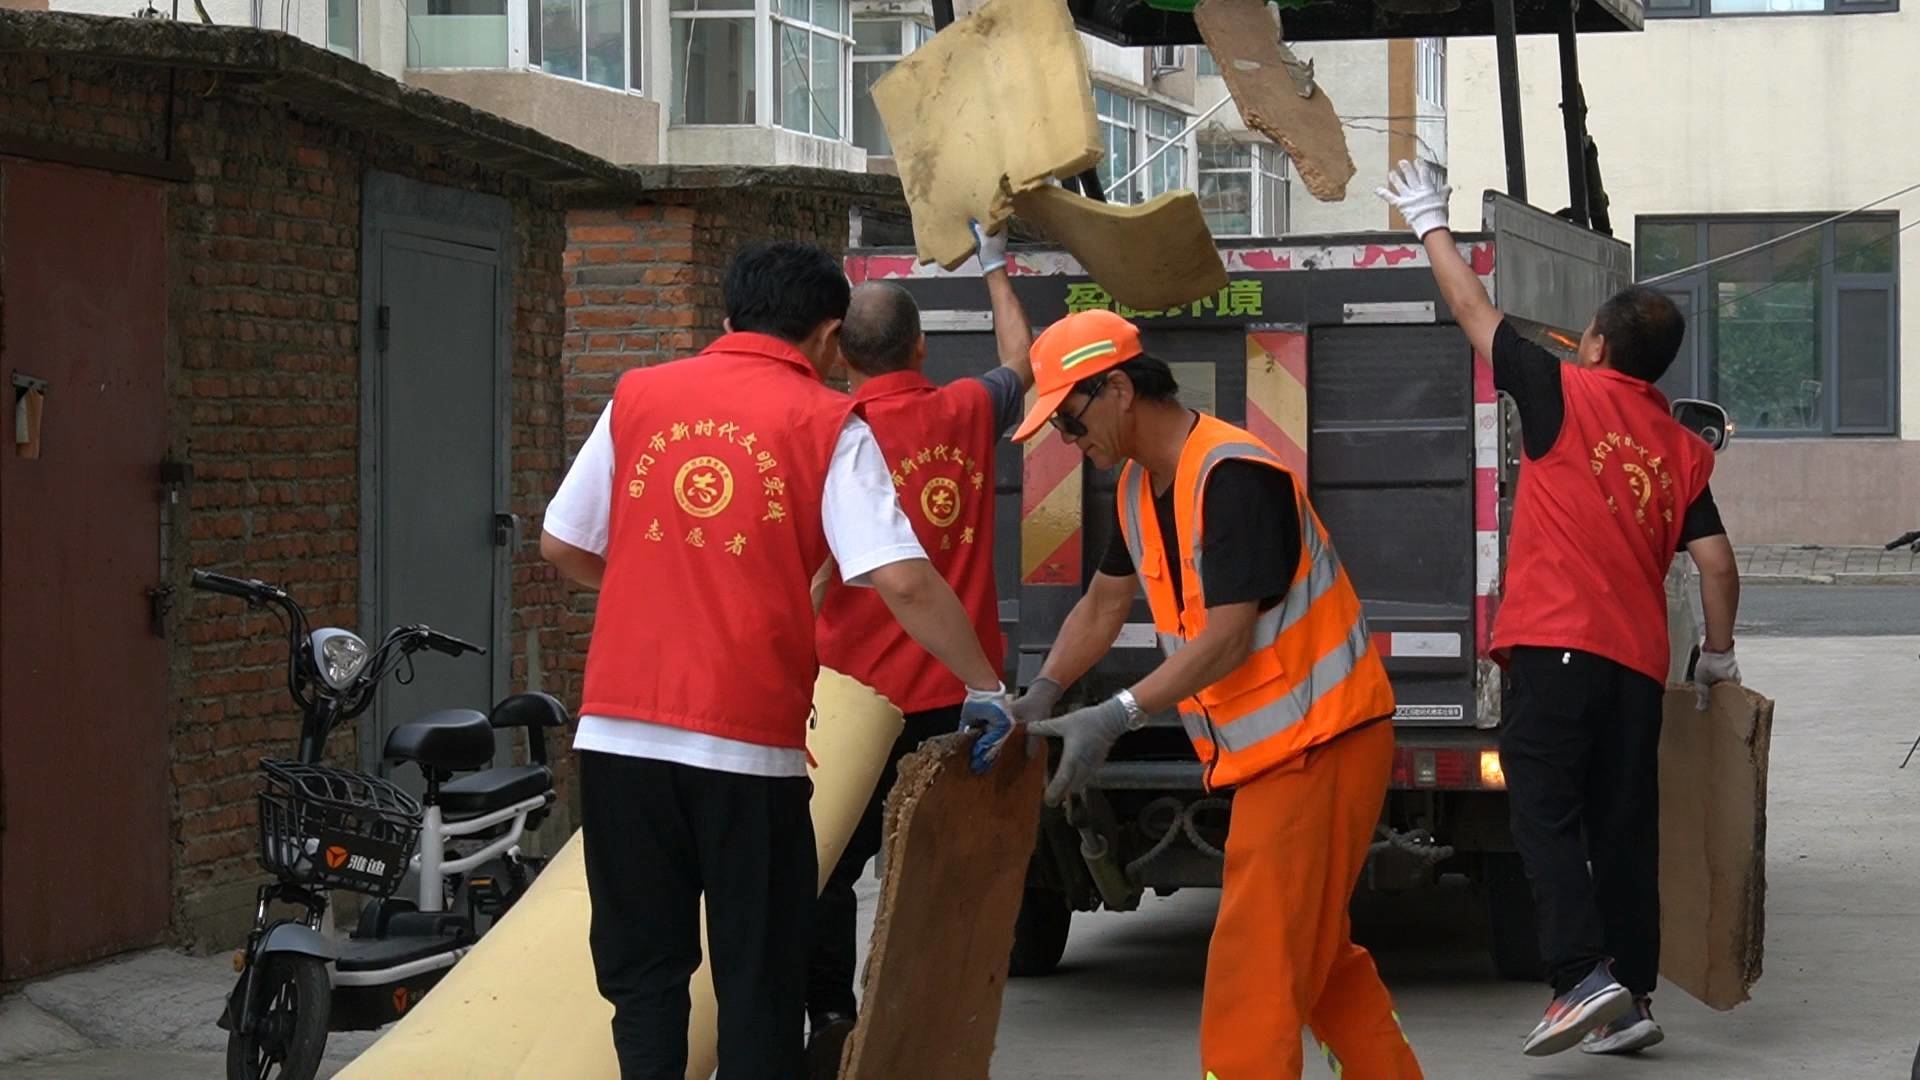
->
[970,218,1008,275]
[1375,158,1453,240]
[1693,645,1741,709]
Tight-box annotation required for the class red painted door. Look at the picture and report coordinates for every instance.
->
[0,157,171,978]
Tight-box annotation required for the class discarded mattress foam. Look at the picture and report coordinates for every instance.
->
[1195,0,1355,202]
[1011,184,1230,311]
[872,0,1102,269]
[336,668,905,1080]
[840,732,1045,1079]
[1659,682,1772,1011]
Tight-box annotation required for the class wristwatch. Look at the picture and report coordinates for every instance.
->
[1114,688,1147,729]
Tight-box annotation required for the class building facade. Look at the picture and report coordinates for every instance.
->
[1447,8,1915,545]
[31,0,1442,241]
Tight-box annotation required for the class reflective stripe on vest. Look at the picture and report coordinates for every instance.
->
[1119,438,1371,757]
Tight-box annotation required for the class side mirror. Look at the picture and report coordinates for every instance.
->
[1671,398,1732,452]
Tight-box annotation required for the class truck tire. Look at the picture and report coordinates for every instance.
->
[1008,886,1072,977]
[1485,854,1544,983]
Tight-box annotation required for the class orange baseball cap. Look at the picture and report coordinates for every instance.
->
[1011,309,1143,442]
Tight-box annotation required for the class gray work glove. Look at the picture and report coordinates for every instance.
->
[959,682,1015,774]
[1009,676,1064,728]
[1375,158,1453,240]
[969,218,1008,275]
[1692,644,1742,710]
[1027,696,1134,807]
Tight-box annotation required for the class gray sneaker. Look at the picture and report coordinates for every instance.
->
[1582,997,1665,1055]
[1522,961,1633,1057]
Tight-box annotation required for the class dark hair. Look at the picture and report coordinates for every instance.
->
[840,282,922,376]
[723,241,851,344]
[1593,286,1686,383]
[1079,354,1180,402]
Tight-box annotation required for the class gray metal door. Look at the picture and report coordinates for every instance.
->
[359,176,512,774]
[1308,324,1477,727]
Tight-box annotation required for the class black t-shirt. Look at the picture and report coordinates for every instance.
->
[1097,460,1301,612]
[1491,320,1726,551]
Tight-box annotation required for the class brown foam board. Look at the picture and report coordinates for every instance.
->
[872,0,1103,270]
[1011,185,1230,311]
[1194,0,1355,202]
[841,733,1045,1079]
[1658,683,1773,1011]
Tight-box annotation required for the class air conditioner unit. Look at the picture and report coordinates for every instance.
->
[1150,45,1182,76]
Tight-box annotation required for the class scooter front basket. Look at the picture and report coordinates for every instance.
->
[256,759,424,897]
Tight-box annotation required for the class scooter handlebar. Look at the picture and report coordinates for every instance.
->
[418,628,487,658]
[191,569,278,603]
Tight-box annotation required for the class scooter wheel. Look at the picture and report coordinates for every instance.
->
[226,953,331,1080]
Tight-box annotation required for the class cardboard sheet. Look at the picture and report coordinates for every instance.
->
[1194,0,1355,202]
[873,0,1103,269]
[337,669,904,1080]
[840,733,1045,1080]
[1658,683,1773,1011]
[1011,184,1230,311]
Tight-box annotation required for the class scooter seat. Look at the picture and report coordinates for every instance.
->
[438,764,553,818]
[384,709,494,773]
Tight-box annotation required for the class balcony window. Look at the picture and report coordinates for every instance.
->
[1199,138,1289,238]
[671,0,757,124]
[1141,103,1187,200]
[409,0,642,92]
[1095,86,1137,203]
[774,0,852,138]
[328,0,357,57]
[851,17,931,154]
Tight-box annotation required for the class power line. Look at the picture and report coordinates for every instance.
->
[1641,179,1920,286]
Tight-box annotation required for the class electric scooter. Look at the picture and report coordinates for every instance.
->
[191,570,567,1080]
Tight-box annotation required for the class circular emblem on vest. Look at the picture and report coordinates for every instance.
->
[921,476,962,529]
[674,456,734,518]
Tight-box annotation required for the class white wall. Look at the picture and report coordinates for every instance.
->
[1447,11,1920,436]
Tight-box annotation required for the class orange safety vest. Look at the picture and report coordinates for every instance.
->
[1117,414,1395,789]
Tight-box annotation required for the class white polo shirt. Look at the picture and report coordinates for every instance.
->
[544,403,925,778]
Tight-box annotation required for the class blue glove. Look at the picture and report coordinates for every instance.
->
[959,683,1015,774]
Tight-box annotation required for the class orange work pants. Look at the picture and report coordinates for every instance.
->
[1198,720,1423,1080]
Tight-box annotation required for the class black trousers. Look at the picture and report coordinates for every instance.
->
[1499,646,1665,998]
[804,704,962,1024]
[579,750,816,1080]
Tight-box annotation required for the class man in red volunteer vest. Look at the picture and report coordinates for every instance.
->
[1382,160,1744,1057]
[540,241,1015,1079]
[802,223,1033,1068]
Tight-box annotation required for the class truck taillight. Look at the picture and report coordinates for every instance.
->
[1479,749,1506,790]
[1391,746,1502,791]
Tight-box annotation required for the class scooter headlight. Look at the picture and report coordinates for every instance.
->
[311,629,370,691]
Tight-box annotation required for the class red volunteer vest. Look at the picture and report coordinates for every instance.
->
[581,333,854,749]
[1493,364,1714,683]
[815,371,1004,713]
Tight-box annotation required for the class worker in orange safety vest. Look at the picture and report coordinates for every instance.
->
[1008,309,1424,1080]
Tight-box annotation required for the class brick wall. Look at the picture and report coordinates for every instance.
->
[555,188,860,686]
[0,53,571,947]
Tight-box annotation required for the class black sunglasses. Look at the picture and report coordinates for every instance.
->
[1048,376,1108,438]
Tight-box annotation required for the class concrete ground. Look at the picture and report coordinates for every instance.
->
[1739,543,1920,586]
[6,628,1918,1077]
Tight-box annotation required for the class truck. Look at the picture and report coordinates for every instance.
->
[844,191,1732,981]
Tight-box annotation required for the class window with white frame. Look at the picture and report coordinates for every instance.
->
[1198,138,1289,238]
[1197,47,1219,77]
[851,17,931,154]
[1413,36,1446,164]
[670,0,756,124]
[1094,86,1137,203]
[407,0,641,90]
[328,0,357,58]
[1140,103,1187,200]
[773,0,852,139]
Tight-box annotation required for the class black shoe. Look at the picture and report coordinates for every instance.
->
[806,1012,856,1080]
